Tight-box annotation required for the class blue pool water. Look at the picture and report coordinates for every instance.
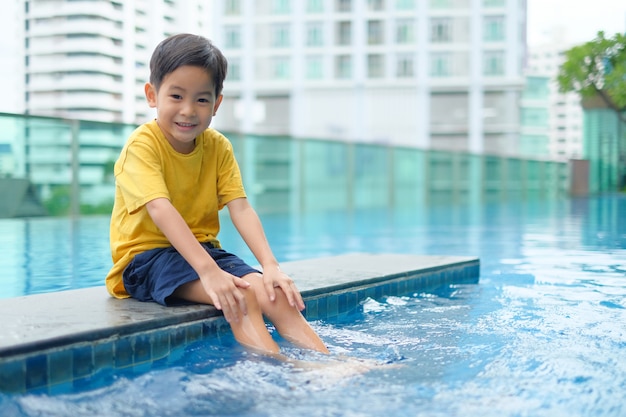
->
[1,195,626,416]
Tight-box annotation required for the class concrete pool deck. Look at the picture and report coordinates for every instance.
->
[0,253,479,393]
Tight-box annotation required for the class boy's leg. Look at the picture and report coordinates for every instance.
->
[172,280,280,354]
[244,273,330,354]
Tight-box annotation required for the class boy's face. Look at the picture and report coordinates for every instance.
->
[145,65,223,154]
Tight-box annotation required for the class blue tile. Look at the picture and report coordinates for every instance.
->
[170,326,187,350]
[133,334,152,364]
[48,348,73,386]
[151,331,171,361]
[72,344,94,379]
[337,293,348,313]
[25,354,48,390]
[114,338,133,368]
[304,298,318,319]
[185,322,203,343]
[93,340,114,371]
[345,291,358,311]
[0,359,26,392]
[326,294,339,318]
[316,296,328,318]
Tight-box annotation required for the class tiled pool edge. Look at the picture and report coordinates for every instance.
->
[0,253,479,394]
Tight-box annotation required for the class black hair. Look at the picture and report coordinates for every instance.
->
[149,33,228,97]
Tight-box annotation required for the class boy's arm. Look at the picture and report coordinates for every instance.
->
[226,197,305,311]
[145,197,250,322]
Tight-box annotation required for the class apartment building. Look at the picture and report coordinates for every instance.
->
[209,0,528,154]
[518,74,550,158]
[21,0,209,124]
[526,37,583,160]
[4,0,211,208]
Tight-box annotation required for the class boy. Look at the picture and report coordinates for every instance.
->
[105,33,329,355]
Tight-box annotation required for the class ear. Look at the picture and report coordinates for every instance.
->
[213,95,223,116]
[145,83,157,108]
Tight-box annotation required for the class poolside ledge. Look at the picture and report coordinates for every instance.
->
[0,253,479,393]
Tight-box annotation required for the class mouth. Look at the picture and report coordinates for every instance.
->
[176,122,197,128]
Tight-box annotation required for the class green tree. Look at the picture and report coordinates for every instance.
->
[557,31,626,120]
[558,31,626,191]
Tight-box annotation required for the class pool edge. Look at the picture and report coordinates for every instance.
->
[0,253,479,393]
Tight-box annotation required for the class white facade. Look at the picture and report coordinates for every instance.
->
[21,0,210,124]
[526,35,583,160]
[209,0,528,154]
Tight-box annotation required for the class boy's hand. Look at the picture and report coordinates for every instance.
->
[262,266,305,311]
[200,269,250,323]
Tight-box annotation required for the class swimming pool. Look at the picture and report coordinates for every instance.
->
[1,195,625,416]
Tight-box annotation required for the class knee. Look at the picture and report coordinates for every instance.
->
[241,286,262,311]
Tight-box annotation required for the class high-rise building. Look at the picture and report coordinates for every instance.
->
[209,0,527,154]
[526,35,583,160]
[20,0,210,124]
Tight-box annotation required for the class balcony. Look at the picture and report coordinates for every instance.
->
[28,37,123,59]
[28,56,122,77]
[28,19,122,39]
[28,74,122,95]
[28,92,123,113]
[27,1,123,23]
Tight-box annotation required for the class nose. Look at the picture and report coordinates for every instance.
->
[180,100,196,117]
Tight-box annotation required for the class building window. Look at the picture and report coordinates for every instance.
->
[484,51,505,76]
[430,0,452,8]
[483,0,505,6]
[430,53,451,77]
[396,19,415,43]
[272,57,291,79]
[367,54,384,78]
[224,26,242,48]
[367,20,384,45]
[272,24,291,47]
[228,58,242,81]
[395,0,415,9]
[307,0,324,12]
[306,56,324,79]
[521,108,548,126]
[368,0,385,11]
[336,21,352,45]
[484,16,505,42]
[225,0,241,15]
[272,0,291,14]
[335,55,352,79]
[306,22,324,46]
[396,54,414,77]
[336,0,352,12]
[430,18,451,43]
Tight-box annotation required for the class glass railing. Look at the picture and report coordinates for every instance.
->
[0,112,569,217]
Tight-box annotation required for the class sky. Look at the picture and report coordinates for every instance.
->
[527,0,626,45]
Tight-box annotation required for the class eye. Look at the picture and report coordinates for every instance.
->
[170,94,182,100]
[198,98,210,103]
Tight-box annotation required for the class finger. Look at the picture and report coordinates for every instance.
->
[264,279,276,302]
[208,290,222,311]
[234,287,248,317]
[287,282,305,310]
[279,280,299,308]
[233,277,251,289]
[222,292,242,323]
[291,283,306,310]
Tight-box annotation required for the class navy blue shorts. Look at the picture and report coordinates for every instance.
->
[122,242,260,306]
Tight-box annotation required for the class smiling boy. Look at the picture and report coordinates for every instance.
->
[105,33,328,355]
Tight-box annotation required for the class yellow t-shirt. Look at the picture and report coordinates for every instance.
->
[105,120,246,298]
